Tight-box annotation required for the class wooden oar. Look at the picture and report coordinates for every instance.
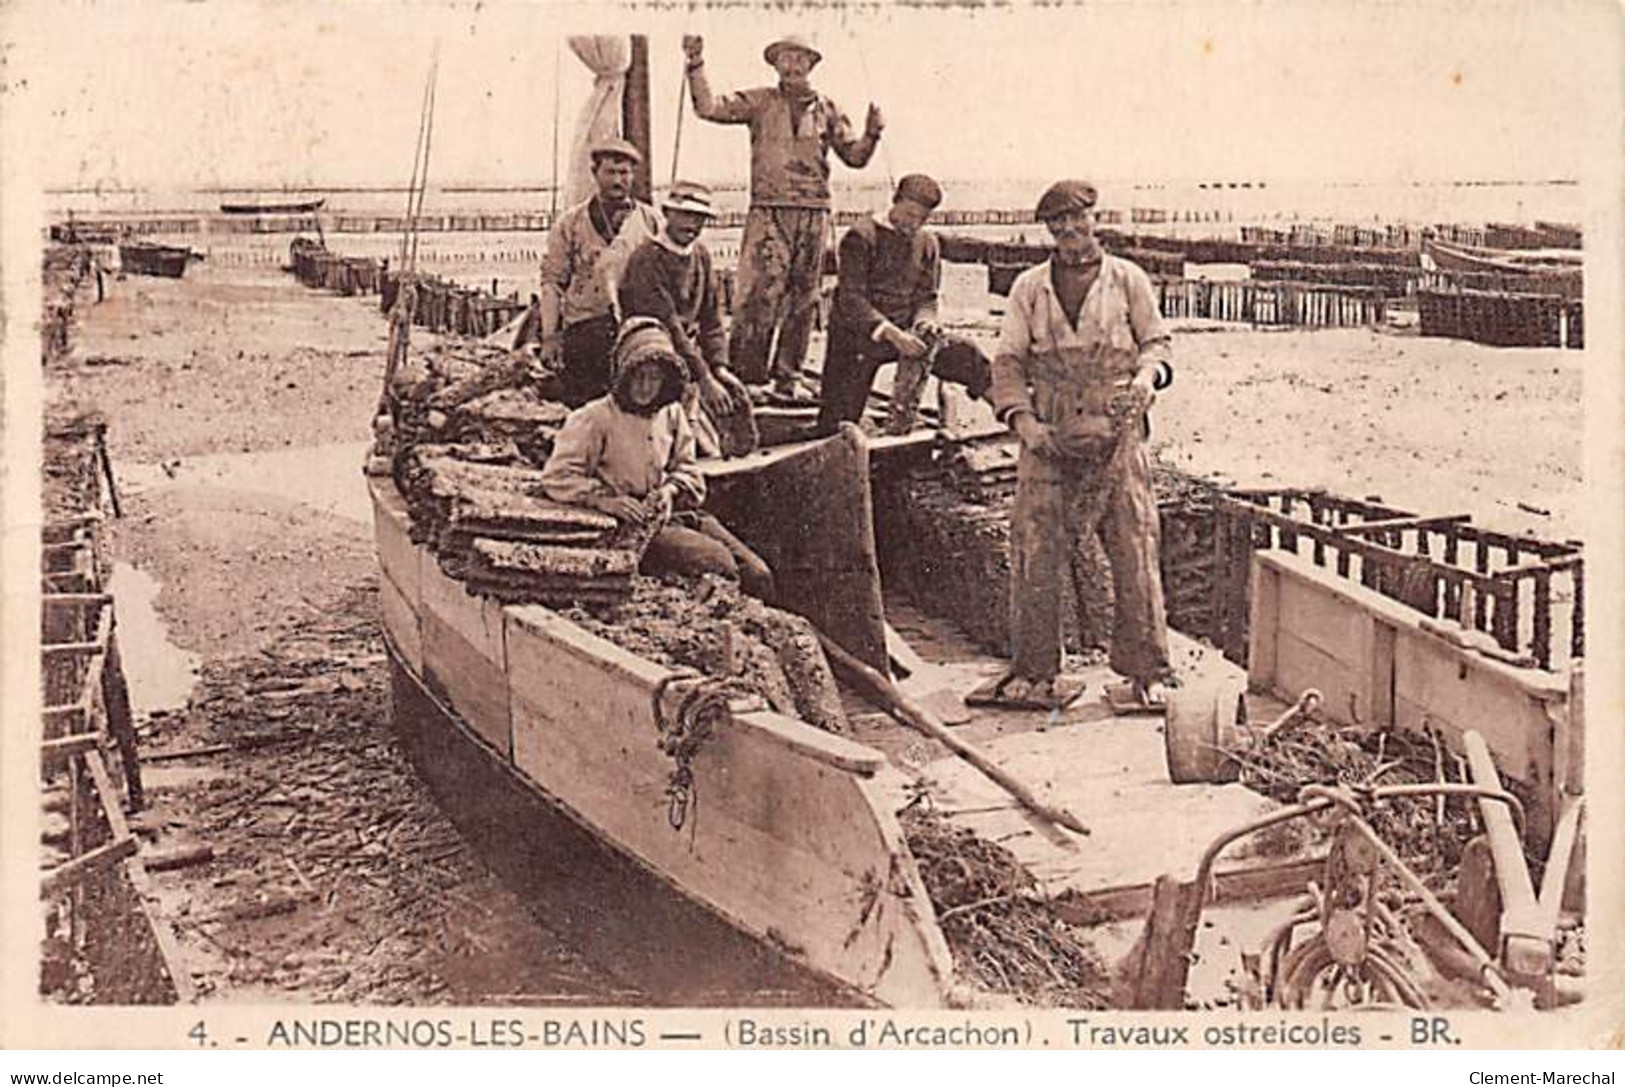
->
[817,632,1091,837]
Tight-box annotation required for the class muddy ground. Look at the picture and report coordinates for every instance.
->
[46,249,1584,1005]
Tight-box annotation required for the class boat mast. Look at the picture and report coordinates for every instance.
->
[622,35,654,202]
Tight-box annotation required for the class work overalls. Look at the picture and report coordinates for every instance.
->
[991,256,1174,687]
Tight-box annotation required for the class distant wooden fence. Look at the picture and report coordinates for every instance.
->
[1420,267,1583,302]
[379,272,531,337]
[1155,279,1387,327]
[1252,260,1420,296]
[1417,288,1583,349]
[943,231,1426,270]
[290,239,383,295]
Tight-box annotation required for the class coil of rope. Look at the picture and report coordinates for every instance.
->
[652,670,752,832]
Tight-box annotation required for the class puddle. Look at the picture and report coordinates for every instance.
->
[108,562,201,716]
[120,440,374,524]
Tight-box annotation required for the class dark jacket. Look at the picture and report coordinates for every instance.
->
[616,239,729,381]
[830,216,940,353]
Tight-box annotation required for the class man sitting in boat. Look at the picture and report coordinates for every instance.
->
[540,318,774,600]
[537,137,663,407]
[983,179,1175,713]
[814,172,995,436]
[617,181,758,458]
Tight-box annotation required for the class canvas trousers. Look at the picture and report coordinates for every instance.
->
[730,207,828,389]
[642,511,775,602]
[1008,437,1171,685]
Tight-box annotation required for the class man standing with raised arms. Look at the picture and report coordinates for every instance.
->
[683,32,884,402]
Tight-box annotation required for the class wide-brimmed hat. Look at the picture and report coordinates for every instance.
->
[589,137,643,166]
[660,181,717,218]
[764,35,822,67]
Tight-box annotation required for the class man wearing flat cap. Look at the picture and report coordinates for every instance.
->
[537,137,663,407]
[683,32,884,402]
[984,179,1176,712]
[816,174,983,434]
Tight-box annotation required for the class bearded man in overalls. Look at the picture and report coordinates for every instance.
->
[986,180,1176,712]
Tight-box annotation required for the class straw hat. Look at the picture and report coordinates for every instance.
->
[660,181,717,218]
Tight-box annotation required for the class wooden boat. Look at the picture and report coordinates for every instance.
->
[368,431,962,1007]
[118,242,194,278]
[1423,237,1581,275]
[220,197,326,215]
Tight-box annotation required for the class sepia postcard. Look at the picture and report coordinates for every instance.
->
[1,0,1621,1054]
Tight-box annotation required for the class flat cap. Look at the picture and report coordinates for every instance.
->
[1035,179,1098,221]
[894,173,943,212]
[764,35,822,66]
[589,137,644,165]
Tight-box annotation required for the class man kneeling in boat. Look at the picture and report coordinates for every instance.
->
[617,181,758,458]
[814,172,994,436]
[540,318,775,600]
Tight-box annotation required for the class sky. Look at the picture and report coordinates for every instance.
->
[3,0,1620,193]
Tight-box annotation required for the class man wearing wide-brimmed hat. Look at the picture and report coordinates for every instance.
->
[682,32,884,401]
[982,179,1176,713]
[537,136,663,407]
[618,181,758,459]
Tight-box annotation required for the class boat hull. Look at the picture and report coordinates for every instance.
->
[385,637,860,1004]
[371,476,956,1007]
[119,244,191,278]
[220,198,326,215]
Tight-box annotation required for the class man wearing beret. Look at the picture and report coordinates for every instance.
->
[985,180,1176,712]
[683,32,884,402]
[537,138,663,407]
[815,173,944,433]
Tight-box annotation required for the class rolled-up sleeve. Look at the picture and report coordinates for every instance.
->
[828,102,878,168]
[539,212,573,293]
[989,276,1037,422]
[1125,263,1173,388]
[540,407,611,505]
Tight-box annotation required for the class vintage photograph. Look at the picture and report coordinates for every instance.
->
[3,0,1618,1046]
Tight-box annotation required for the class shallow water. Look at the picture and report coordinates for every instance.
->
[121,440,375,524]
[108,562,201,716]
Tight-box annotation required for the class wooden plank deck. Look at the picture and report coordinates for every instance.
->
[854,602,1296,911]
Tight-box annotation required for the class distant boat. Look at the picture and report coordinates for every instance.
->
[1422,238,1580,275]
[219,197,326,215]
[119,242,195,278]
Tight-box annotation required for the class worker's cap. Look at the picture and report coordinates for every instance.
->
[660,181,718,218]
[893,173,943,212]
[764,35,822,67]
[1035,179,1098,222]
[589,137,644,167]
